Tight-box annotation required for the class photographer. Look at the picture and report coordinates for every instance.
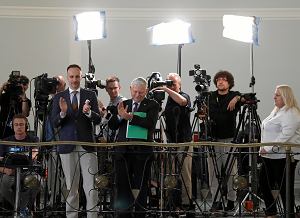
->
[0,74,31,139]
[152,73,193,213]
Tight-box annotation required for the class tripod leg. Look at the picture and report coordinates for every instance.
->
[208,146,227,208]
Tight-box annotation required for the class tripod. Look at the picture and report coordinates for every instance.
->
[231,96,264,216]
[191,93,212,214]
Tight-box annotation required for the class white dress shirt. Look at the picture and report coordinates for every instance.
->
[260,106,300,159]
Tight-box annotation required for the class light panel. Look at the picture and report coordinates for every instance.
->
[74,11,106,41]
[149,19,195,45]
[223,15,260,45]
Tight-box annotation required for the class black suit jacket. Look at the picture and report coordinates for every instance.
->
[51,88,101,154]
[113,98,160,143]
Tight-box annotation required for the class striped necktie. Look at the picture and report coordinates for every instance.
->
[133,102,139,112]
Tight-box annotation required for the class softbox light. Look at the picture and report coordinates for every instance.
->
[223,15,260,45]
[74,11,107,41]
[149,19,195,45]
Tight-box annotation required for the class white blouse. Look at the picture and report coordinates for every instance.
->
[260,106,300,159]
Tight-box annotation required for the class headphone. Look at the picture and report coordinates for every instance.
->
[12,114,30,132]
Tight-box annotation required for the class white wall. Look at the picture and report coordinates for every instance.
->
[1,0,300,189]
[0,1,299,126]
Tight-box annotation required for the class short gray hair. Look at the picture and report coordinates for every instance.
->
[131,77,147,87]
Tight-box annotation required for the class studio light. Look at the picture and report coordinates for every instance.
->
[148,19,195,76]
[222,14,260,94]
[223,15,260,45]
[149,19,194,46]
[73,11,107,91]
[74,11,106,41]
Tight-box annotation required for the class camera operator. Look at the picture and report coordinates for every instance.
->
[152,73,193,212]
[0,74,31,139]
[208,70,242,211]
[43,75,66,207]
[97,76,126,142]
[45,75,66,141]
[0,114,40,216]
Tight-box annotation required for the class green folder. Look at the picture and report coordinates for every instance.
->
[126,112,148,140]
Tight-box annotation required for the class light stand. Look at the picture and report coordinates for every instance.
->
[74,11,106,91]
[177,44,183,77]
[223,14,262,215]
[148,19,194,77]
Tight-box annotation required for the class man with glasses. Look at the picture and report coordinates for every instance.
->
[208,70,242,212]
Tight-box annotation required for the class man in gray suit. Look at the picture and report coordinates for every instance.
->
[51,64,101,218]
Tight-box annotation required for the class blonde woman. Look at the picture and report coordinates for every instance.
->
[260,85,300,217]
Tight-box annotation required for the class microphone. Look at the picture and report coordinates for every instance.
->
[84,99,90,114]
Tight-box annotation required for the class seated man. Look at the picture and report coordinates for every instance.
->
[0,114,40,216]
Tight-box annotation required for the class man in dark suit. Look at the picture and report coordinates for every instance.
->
[111,77,159,218]
[51,64,101,218]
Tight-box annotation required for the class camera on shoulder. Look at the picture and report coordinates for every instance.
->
[147,72,173,104]
[4,71,24,99]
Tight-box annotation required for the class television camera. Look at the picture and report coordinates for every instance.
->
[4,71,27,101]
[189,64,211,93]
[147,72,173,104]
[34,74,59,117]
[84,72,106,91]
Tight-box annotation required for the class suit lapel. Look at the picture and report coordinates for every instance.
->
[64,90,72,113]
[127,99,133,112]
[79,88,85,112]
[137,99,148,112]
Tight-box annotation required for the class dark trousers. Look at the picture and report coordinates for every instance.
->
[113,147,152,218]
[260,157,298,216]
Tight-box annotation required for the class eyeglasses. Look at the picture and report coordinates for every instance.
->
[216,77,227,82]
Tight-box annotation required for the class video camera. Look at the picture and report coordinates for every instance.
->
[34,73,59,116]
[241,92,260,104]
[147,72,173,104]
[189,64,211,93]
[34,73,59,97]
[84,72,106,90]
[4,71,26,100]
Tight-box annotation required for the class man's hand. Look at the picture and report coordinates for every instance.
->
[0,82,8,93]
[2,167,15,176]
[98,100,106,117]
[151,86,168,93]
[259,147,267,156]
[83,99,91,114]
[59,97,68,113]
[118,102,133,120]
[227,96,240,111]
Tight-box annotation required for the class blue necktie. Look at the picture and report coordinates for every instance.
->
[133,102,139,112]
[72,91,78,112]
